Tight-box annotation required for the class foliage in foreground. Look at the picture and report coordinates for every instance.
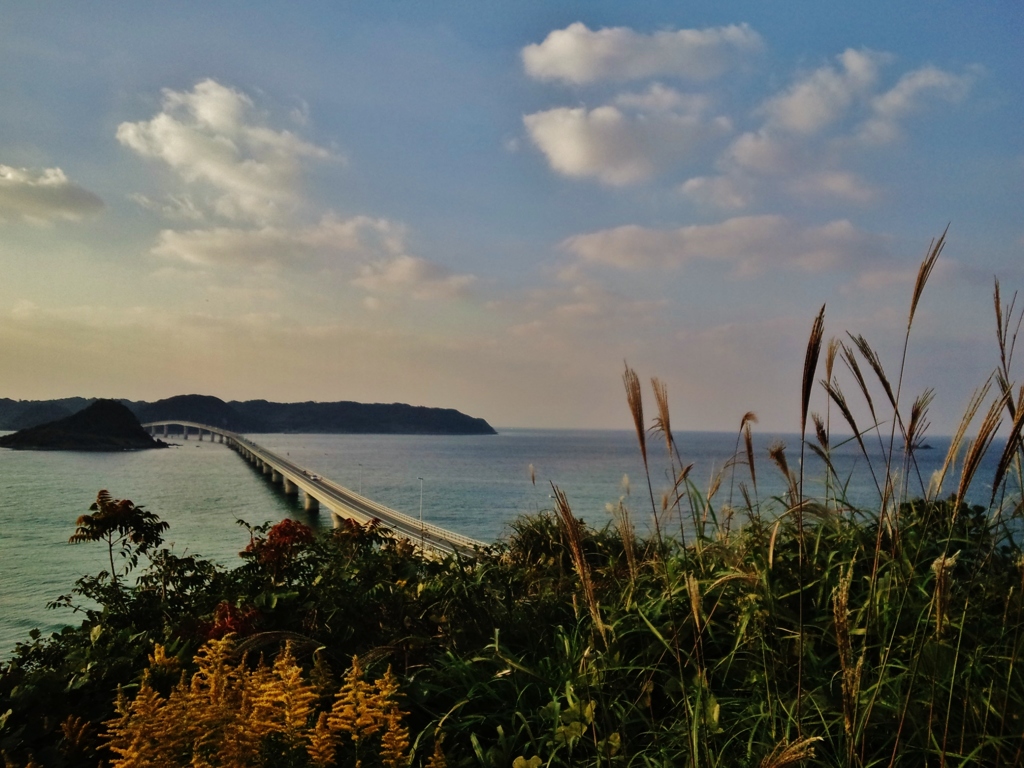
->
[3,229,1024,767]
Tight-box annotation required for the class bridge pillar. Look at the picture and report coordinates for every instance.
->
[283,478,298,495]
[262,461,272,475]
[331,511,343,528]
[162,424,168,436]
[304,493,319,512]
[271,469,282,483]
[183,427,189,440]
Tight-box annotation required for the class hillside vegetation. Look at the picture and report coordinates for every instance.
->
[0,396,496,436]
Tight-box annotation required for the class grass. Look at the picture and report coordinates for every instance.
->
[2,229,1024,766]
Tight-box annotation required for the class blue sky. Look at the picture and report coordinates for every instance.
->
[0,2,1021,431]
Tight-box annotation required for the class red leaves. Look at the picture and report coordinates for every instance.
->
[204,601,260,640]
[244,518,315,568]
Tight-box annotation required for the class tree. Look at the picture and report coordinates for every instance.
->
[69,490,170,600]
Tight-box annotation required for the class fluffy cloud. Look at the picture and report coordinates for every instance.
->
[352,255,476,300]
[151,225,307,268]
[129,193,205,221]
[679,175,754,210]
[679,51,972,210]
[562,215,886,275]
[859,66,975,143]
[0,165,103,222]
[122,81,472,303]
[522,24,974,207]
[522,22,763,84]
[524,102,730,185]
[761,49,886,135]
[149,212,475,301]
[786,171,877,203]
[117,79,333,224]
[613,83,712,113]
[723,131,797,174]
[150,214,404,268]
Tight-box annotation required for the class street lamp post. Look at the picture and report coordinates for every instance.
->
[418,477,424,550]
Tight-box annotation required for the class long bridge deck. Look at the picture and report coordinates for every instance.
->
[142,421,487,556]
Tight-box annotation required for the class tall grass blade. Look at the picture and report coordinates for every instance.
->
[908,225,946,328]
[989,386,1024,506]
[801,305,826,441]
[551,484,606,647]
[624,363,661,544]
[956,392,1008,510]
[933,376,993,500]
[652,376,674,459]
[848,333,897,412]
[743,412,758,496]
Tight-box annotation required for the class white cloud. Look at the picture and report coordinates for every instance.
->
[762,49,885,136]
[352,254,475,300]
[613,83,711,114]
[117,79,334,224]
[151,225,306,268]
[522,22,763,85]
[847,256,957,292]
[683,168,876,209]
[787,171,878,203]
[683,51,973,211]
[859,65,975,143]
[723,131,797,174]
[499,281,667,340]
[129,192,205,221]
[147,212,475,301]
[562,215,886,275]
[679,175,753,209]
[524,105,730,185]
[0,165,103,222]
[149,214,405,269]
[299,214,408,256]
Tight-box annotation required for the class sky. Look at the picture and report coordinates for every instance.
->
[0,2,1021,433]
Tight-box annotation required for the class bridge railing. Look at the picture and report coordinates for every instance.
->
[314,475,488,550]
[147,423,488,552]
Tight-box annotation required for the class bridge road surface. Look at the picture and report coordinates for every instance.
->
[143,421,488,557]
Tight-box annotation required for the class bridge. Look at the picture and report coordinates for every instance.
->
[142,421,487,557]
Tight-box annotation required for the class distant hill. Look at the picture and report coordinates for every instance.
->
[6,402,75,430]
[133,394,245,430]
[0,399,167,451]
[229,399,496,435]
[0,395,496,435]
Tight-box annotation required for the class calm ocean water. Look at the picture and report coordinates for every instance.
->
[0,428,1003,657]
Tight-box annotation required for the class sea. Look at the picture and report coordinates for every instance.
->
[0,428,1008,657]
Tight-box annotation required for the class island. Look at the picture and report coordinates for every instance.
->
[0,399,167,451]
[0,394,497,435]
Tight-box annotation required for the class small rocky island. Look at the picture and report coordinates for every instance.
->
[0,399,167,451]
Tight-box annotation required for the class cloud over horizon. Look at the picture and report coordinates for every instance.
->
[0,5,1014,432]
[562,215,888,276]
